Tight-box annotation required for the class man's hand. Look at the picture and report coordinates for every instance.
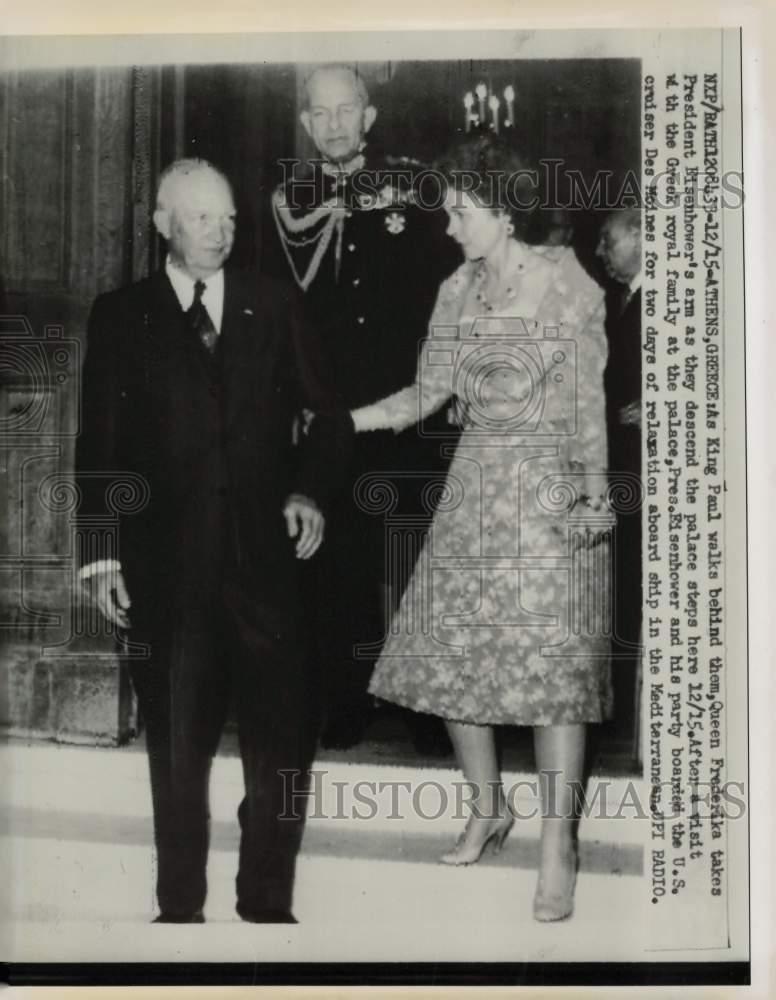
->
[283,493,325,559]
[301,408,316,436]
[82,567,132,629]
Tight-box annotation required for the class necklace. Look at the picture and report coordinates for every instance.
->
[474,257,526,313]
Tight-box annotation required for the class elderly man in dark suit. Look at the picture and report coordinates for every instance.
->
[76,158,352,924]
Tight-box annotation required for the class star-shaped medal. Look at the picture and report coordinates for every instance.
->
[385,211,406,235]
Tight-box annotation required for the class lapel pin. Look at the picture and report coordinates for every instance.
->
[243,308,254,316]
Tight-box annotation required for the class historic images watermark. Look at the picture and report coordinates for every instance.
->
[277,157,744,214]
[277,769,746,824]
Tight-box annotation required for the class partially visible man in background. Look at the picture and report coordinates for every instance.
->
[596,207,642,717]
[272,63,458,751]
[77,158,351,924]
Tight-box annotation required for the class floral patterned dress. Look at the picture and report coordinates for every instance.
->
[366,247,615,726]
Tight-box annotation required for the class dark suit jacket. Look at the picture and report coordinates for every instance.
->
[76,267,353,645]
[604,285,641,480]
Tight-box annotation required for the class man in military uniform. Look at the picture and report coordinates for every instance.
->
[272,63,459,750]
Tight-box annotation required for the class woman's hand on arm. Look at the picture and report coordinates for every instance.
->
[350,382,438,434]
[350,273,463,434]
[350,351,456,434]
[351,401,387,433]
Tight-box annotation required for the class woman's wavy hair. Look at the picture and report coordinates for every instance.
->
[433,133,555,245]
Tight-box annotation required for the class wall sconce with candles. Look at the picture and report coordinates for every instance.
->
[463,82,515,134]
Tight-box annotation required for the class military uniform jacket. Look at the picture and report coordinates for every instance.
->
[272,156,460,410]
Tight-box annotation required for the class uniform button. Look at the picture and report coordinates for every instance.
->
[352,278,360,286]
[357,316,365,325]
[347,243,356,252]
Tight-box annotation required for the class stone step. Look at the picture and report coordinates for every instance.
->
[2,842,645,963]
[1,740,646,963]
[2,740,646,848]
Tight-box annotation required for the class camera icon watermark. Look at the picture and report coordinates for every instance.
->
[417,315,576,438]
[0,316,79,439]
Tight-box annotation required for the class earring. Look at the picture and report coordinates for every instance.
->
[506,220,515,236]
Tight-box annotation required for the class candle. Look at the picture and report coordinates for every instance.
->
[489,94,500,134]
[475,83,487,124]
[503,85,515,128]
[463,91,474,132]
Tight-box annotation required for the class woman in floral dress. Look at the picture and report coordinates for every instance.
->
[351,135,614,921]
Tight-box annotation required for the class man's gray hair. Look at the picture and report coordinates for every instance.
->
[156,158,230,212]
[608,206,642,233]
[301,64,370,110]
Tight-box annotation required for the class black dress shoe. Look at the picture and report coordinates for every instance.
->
[236,904,297,924]
[153,909,205,923]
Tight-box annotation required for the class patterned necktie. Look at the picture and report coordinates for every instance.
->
[187,279,218,353]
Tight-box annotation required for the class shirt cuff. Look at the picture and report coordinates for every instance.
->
[78,559,122,581]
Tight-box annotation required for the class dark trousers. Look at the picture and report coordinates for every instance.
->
[313,508,385,726]
[312,427,457,734]
[612,508,642,650]
[609,434,643,732]
[128,586,318,917]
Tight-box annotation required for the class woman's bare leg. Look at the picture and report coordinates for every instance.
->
[439,720,512,863]
[446,719,502,816]
[532,722,586,916]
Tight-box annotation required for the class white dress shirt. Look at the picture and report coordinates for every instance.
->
[165,256,225,333]
[626,271,642,303]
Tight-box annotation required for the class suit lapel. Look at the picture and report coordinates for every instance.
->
[146,268,232,380]
[623,287,640,325]
[144,269,190,358]
[142,267,268,388]
[221,268,247,348]
[221,269,267,382]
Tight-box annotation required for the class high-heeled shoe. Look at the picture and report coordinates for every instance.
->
[439,812,515,866]
[532,844,578,922]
